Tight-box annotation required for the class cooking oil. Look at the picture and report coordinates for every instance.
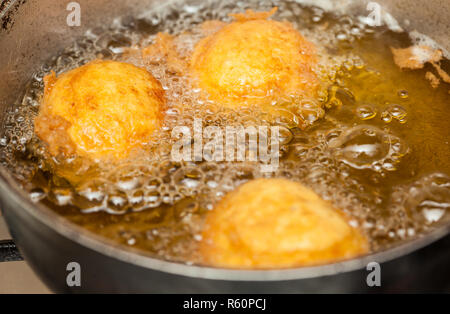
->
[0,0,449,265]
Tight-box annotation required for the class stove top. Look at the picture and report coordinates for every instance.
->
[0,217,50,294]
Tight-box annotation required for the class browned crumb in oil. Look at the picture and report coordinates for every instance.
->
[431,62,450,84]
[426,71,440,89]
[391,45,450,90]
[229,7,278,22]
[200,8,279,37]
[200,20,226,36]
[141,32,187,74]
[390,45,442,70]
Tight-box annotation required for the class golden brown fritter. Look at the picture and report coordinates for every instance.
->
[191,8,320,109]
[35,60,165,161]
[200,178,368,269]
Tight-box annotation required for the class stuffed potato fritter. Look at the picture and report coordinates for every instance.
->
[200,178,368,268]
[191,8,319,108]
[35,60,165,160]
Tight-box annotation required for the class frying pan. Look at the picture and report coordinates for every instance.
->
[0,0,449,293]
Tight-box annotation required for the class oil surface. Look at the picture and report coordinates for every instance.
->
[1,0,449,265]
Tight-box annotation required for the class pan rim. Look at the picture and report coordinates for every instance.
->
[1,0,450,282]
[1,166,449,281]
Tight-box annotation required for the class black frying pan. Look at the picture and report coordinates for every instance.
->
[1,0,449,293]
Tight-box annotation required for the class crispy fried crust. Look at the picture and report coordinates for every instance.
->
[191,9,319,108]
[35,60,165,160]
[200,178,368,269]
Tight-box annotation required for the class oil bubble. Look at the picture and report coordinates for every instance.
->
[328,125,408,172]
[355,104,377,120]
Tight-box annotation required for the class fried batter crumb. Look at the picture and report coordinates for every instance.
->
[391,45,442,70]
[142,32,187,74]
[229,7,278,22]
[431,62,450,84]
[425,71,440,89]
[200,20,227,36]
[391,45,450,89]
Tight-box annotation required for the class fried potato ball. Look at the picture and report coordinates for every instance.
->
[35,60,165,161]
[200,178,368,269]
[191,8,320,109]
